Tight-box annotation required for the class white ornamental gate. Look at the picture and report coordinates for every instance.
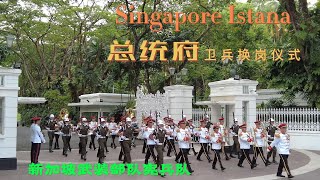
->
[135,86,169,125]
[192,108,212,127]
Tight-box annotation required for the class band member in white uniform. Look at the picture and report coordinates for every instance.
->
[218,117,230,160]
[268,123,294,178]
[211,125,226,171]
[252,120,270,167]
[143,119,157,164]
[176,120,194,174]
[89,116,98,150]
[238,124,254,169]
[30,117,46,163]
[196,119,212,163]
[108,117,117,149]
[166,117,177,157]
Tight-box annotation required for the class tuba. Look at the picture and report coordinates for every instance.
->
[59,108,69,121]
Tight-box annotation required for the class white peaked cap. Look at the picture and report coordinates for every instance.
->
[126,117,132,122]
[234,118,238,121]
[183,115,186,118]
[100,118,106,122]
[64,114,69,119]
[158,120,164,125]
[269,118,275,122]
[50,114,54,118]
[64,118,69,122]
[205,115,209,118]
[82,117,87,122]
[168,115,171,118]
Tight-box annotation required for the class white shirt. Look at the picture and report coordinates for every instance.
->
[270,133,290,155]
[165,125,174,140]
[198,127,209,143]
[211,132,222,150]
[239,131,251,149]
[108,122,117,135]
[54,121,63,135]
[89,121,98,135]
[176,128,190,149]
[254,128,264,147]
[30,124,46,143]
[143,127,156,145]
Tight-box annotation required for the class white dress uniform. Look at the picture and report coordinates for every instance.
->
[89,121,98,135]
[252,127,269,166]
[270,133,290,155]
[177,128,190,149]
[199,127,209,143]
[211,132,222,150]
[143,126,157,164]
[143,127,156,145]
[30,122,46,163]
[31,123,46,143]
[238,131,254,168]
[239,131,251,149]
[269,128,293,177]
[176,127,193,173]
[210,131,225,170]
[254,128,264,147]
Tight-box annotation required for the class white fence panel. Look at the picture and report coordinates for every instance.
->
[257,108,320,132]
[192,108,212,127]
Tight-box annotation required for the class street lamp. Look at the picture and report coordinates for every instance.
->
[223,57,242,80]
[168,67,188,85]
[6,35,15,48]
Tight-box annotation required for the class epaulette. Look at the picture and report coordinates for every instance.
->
[275,133,280,138]
[239,132,243,136]
[176,129,180,133]
[211,133,215,137]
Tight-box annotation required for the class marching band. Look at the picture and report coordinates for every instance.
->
[32,111,294,178]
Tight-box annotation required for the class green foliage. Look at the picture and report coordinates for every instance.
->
[265,98,284,108]
[44,90,72,115]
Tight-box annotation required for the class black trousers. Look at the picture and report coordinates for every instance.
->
[145,145,157,164]
[212,149,223,168]
[278,154,292,176]
[79,137,88,157]
[142,139,147,153]
[89,134,96,149]
[31,143,41,163]
[167,139,177,156]
[111,135,116,148]
[62,136,71,155]
[179,148,193,173]
[197,143,211,160]
[238,149,253,166]
[48,131,54,151]
[176,149,182,162]
[119,141,124,161]
[252,147,267,165]
[54,134,60,148]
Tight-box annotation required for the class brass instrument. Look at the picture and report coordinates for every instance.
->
[59,108,69,121]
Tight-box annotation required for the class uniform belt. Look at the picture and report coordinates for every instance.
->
[62,134,71,136]
[79,134,88,137]
[157,143,163,145]
[98,137,106,139]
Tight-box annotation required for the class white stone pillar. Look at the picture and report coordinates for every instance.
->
[164,85,193,124]
[210,104,221,124]
[248,99,257,130]
[234,100,244,125]
[0,68,21,170]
